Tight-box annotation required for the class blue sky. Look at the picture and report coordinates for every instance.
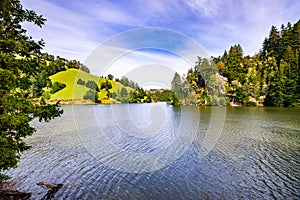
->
[21,0,300,84]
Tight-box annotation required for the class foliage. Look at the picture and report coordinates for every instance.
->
[107,74,114,80]
[0,0,63,180]
[85,80,99,91]
[50,82,66,94]
[65,59,90,73]
[172,56,226,106]
[171,19,300,107]
[77,78,85,85]
[99,80,112,99]
[116,76,139,89]
[83,89,97,102]
[113,87,130,103]
[100,80,112,91]
[32,70,52,97]
[177,20,299,107]
[222,44,245,83]
[129,88,147,103]
[171,72,183,99]
[147,89,177,104]
[210,20,300,107]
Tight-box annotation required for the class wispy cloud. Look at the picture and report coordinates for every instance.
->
[185,0,222,18]
[101,49,193,89]
[22,0,98,61]
[83,27,208,81]
[186,0,300,55]
[21,0,300,75]
[78,1,142,27]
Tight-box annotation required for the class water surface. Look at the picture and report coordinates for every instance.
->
[6,104,300,199]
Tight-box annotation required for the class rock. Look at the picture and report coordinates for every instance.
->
[0,190,31,200]
[37,182,63,200]
[37,182,63,190]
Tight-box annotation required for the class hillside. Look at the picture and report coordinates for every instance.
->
[49,69,133,103]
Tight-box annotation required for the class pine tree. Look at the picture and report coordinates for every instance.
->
[223,44,244,82]
[171,72,183,99]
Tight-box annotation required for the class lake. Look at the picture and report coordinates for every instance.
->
[6,104,300,199]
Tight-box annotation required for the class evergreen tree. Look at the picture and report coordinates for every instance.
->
[223,44,244,83]
[263,26,281,60]
[171,72,183,99]
[0,0,63,180]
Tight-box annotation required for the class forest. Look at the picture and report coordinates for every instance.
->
[171,20,300,107]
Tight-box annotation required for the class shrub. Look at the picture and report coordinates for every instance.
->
[77,78,85,85]
[50,82,66,94]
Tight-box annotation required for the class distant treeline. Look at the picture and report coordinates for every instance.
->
[41,53,90,74]
[171,20,300,107]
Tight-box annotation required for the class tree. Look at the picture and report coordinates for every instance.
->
[120,87,128,97]
[223,44,244,83]
[263,26,281,60]
[100,80,112,91]
[128,87,148,103]
[85,80,99,91]
[83,89,99,102]
[194,57,206,88]
[32,70,51,97]
[171,72,183,99]
[240,56,261,106]
[107,74,114,80]
[216,61,225,73]
[265,64,285,107]
[195,57,216,85]
[186,68,197,91]
[79,64,90,73]
[0,0,63,180]
[77,78,85,85]
[113,88,130,103]
[100,80,112,98]
[50,82,66,94]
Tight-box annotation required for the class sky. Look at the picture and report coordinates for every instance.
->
[21,0,300,88]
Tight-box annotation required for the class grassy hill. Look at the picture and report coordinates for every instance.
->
[49,69,133,103]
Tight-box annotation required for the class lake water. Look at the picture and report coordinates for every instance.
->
[6,104,300,199]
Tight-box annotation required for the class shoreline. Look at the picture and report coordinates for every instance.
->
[46,99,266,107]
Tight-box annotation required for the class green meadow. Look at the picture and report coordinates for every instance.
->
[49,68,133,102]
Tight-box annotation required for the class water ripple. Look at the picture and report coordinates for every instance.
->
[4,105,300,199]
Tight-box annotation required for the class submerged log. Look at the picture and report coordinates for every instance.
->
[37,182,63,200]
[0,190,31,200]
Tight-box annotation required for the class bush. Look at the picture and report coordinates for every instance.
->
[86,80,99,91]
[83,90,100,103]
[83,89,96,100]
[77,78,85,85]
[100,80,112,91]
[50,82,66,94]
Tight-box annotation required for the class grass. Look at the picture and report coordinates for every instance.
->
[50,69,99,100]
[49,69,133,101]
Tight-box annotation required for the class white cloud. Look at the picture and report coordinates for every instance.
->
[187,0,300,55]
[22,0,99,61]
[88,48,192,76]
[21,0,300,73]
[78,1,142,27]
[106,50,193,89]
[185,0,222,18]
